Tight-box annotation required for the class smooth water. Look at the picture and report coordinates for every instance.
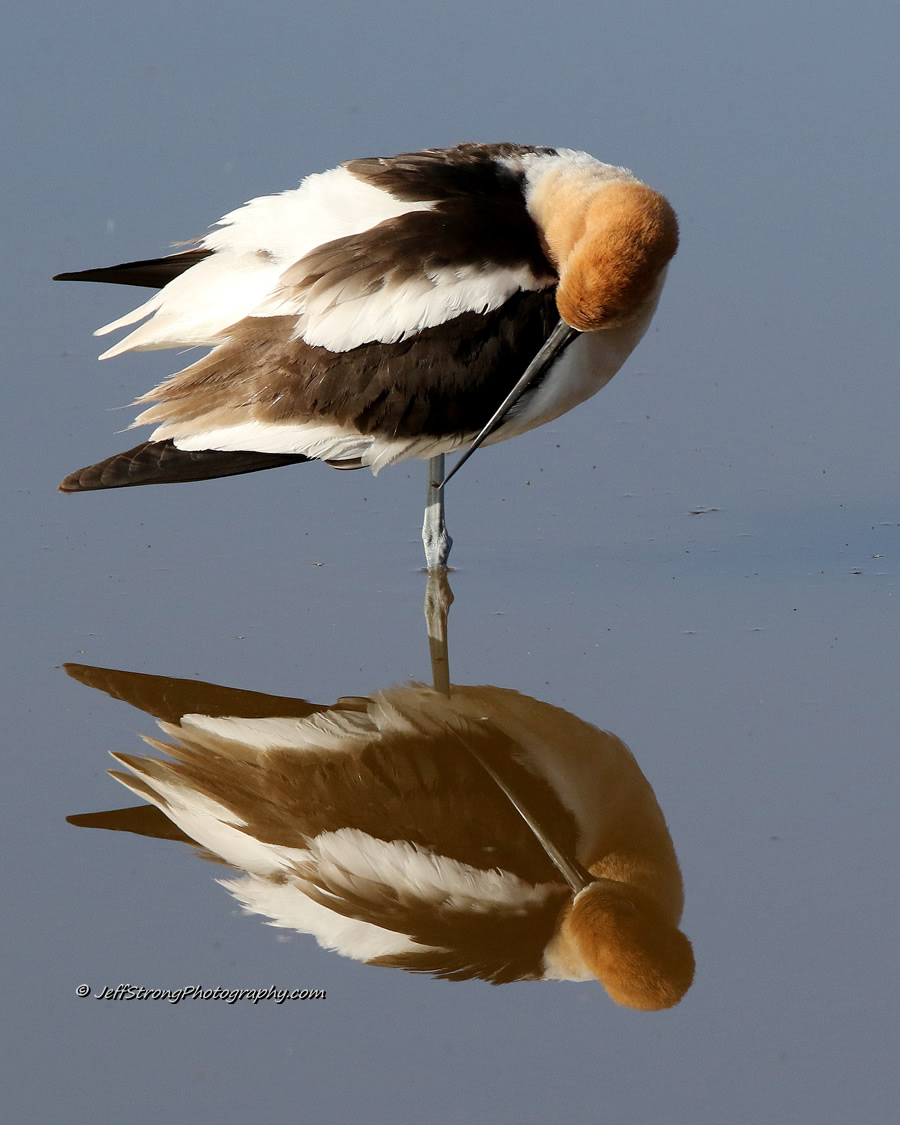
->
[4,3,898,1122]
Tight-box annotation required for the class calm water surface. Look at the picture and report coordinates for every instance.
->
[4,2,898,1122]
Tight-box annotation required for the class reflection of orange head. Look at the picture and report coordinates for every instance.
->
[563,880,694,1010]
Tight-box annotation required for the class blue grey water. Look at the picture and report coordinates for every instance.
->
[3,1,898,1121]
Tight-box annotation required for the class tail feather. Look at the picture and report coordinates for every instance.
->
[67,804,197,844]
[59,439,310,492]
[53,248,212,290]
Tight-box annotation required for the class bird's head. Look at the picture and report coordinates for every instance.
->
[562,878,694,1010]
[539,179,678,332]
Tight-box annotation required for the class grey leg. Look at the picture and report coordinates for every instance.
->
[422,454,452,570]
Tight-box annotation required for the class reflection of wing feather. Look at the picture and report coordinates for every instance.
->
[64,662,325,724]
[289,831,569,984]
[366,903,568,985]
[107,710,579,885]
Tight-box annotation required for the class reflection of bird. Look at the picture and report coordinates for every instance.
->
[55,143,678,567]
[68,664,693,1009]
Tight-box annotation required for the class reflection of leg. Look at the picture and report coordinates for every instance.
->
[422,455,452,571]
[424,568,454,695]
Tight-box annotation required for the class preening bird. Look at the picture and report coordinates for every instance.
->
[56,143,678,567]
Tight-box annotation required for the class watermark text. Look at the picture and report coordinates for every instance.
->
[76,983,325,1005]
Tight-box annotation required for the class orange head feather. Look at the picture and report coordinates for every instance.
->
[562,880,694,1010]
[539,179,679,332]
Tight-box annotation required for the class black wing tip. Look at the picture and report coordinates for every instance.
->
[53,248,213,289]
[53,266,136,284]
[58,455,134,492]
[59,468,98,492]
[60,439,311,492]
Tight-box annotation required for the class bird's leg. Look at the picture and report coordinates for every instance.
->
[422,455,452,570]
[424,567,454,695]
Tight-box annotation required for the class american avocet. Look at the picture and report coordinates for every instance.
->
[56,143,678,568]
[67,663,694,1008]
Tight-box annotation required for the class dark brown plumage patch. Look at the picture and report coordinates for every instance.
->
[53,247,212,289]
[344,142,556,202]
[59,438,310,492]
[283,198,555,310]
[137,289,561,442]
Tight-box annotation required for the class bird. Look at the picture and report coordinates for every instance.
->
[55,142,679,568]
[66,662,694,1009]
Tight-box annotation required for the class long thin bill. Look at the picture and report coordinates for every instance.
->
[463,738,595,894]
[437,318,580,489]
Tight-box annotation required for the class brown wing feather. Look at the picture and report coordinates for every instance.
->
[135,289,560,442]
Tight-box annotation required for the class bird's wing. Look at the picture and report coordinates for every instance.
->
[130,288,560,463]
[55,145,565,463]
[81,145,557,359]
